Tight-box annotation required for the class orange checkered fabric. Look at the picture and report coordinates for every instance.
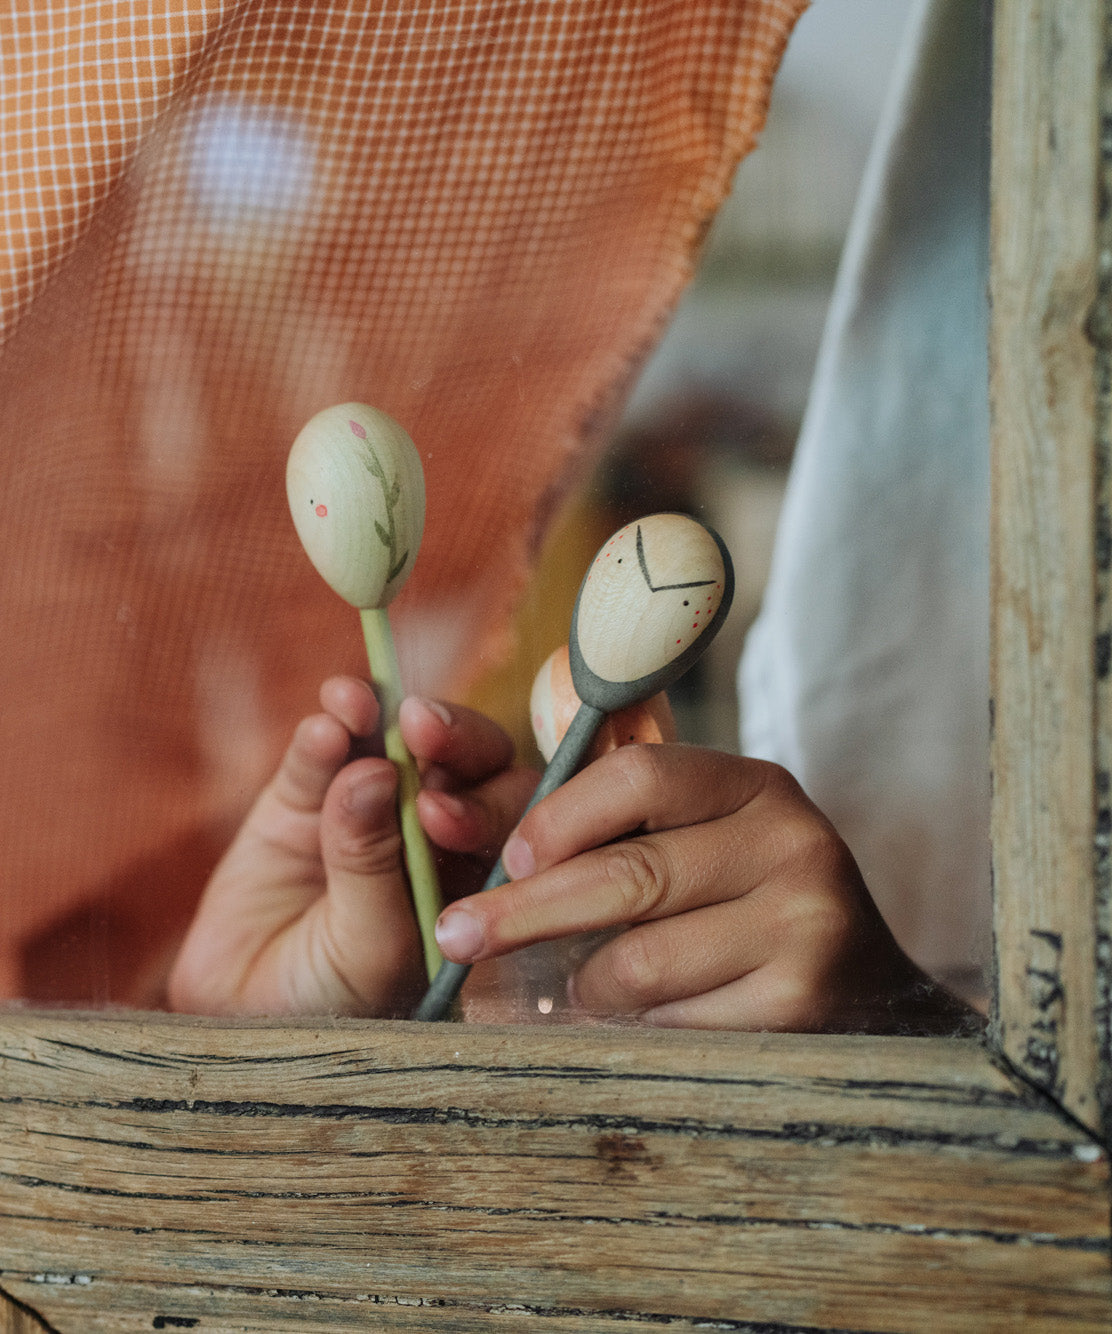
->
[0,1,804,1004]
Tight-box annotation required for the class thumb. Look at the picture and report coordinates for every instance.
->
[315,757,424,1011]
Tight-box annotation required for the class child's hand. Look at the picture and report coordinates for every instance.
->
[431,744,974,1034]
[167,676,535,1017]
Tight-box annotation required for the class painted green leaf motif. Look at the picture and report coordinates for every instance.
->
[355,431,409,593]
[388,551,409,582]
[362,448,386,483]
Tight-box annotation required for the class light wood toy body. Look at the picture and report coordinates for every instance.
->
[287,403,425,610]
[287,402,442,981]
[569,512,729,710]
[530,643,676,764]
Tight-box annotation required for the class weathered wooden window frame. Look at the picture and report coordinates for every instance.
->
[2,3,1110,1328]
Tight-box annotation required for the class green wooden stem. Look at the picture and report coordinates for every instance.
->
[360,607,444,982]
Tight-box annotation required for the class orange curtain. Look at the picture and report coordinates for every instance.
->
[0,0,805,1004]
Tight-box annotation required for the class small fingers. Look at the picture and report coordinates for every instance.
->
[320,758,404,881]
[401,694,537,883]
[505,745,788,879]
[431,745,849,959]
[319,675,380,740]
[568,899,761,1017]
[637,968,831,1032]
[312,757,424,1010]
[253,678,380,830]
[435,812,762,965]
[418,767,539,860]
[262,712,353,822]
[399,696,516,785]
[567,885,855,1027]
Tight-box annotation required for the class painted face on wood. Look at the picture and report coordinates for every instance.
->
[286,402,425,609]
[574,514,728,688]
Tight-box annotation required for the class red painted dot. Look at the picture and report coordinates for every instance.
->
[315,503,328,517]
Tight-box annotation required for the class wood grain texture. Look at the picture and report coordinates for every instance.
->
[0,1014,1109,1332]
[0,1293,51,1334]
[989,0,1107,1135]
[1095,0,1112,1154]
[2,6,1112,1333]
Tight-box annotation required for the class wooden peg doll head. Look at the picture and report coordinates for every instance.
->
[286,402,425,609]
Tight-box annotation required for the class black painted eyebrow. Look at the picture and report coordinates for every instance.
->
[636,523,718,592]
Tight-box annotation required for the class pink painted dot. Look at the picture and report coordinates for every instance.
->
[349,420,367,439]
[315,503,328,517]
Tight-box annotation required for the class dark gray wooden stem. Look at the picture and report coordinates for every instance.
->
[413,702,605,1021]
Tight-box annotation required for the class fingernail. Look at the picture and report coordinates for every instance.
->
[435,909,484,961]
[427,789,467,820]
[501,833,535,879]
[414,696,452,727]
[344,769,394,820]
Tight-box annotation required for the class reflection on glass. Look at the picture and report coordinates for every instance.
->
[0,0,985,1036]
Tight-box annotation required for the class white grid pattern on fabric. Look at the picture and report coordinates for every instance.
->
[0,0,806,1003]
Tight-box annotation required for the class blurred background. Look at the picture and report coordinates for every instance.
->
[470,0,917,757]
[462,0,987,1022]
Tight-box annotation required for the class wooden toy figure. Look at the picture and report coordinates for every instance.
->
[415,511,734,1020]
[529,643,677,763]
[287,402,442,979]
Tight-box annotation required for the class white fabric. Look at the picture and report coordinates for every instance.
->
[739,0,991,983]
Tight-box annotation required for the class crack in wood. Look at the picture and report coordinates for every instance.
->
[0,1274,1075,1334]
[3,1188,1106,1253]
[1022,930,1067,1099]
[0,1093,1084,1156]
[12,1045,1026,1103]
